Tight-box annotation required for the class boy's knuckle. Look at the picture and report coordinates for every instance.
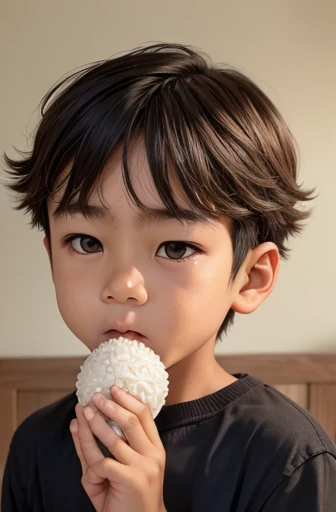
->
[107,435,119,452]
[139,403,152,420]
[145,461,161,483]
[124,413,139,429]
[151,449,165,467]
[81,472,89,488]
[102,457,113,471]
[159,447,166,462]
[154,445,166,461]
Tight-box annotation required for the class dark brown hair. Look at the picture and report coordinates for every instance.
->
[3,42,314,338]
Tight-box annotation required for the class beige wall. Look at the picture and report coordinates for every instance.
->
[0,0,335,356]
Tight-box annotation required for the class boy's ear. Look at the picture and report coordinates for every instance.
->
[231,242,280,314]
[43,236,54,280]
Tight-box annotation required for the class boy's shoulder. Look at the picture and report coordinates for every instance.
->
[159,373,336,466]
[252,381,335,440]
[228,376,336,463]
[228,378,336,508]
[206,374,336,498]
[158,375,336,510]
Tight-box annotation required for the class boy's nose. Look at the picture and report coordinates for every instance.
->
[100,266,148,305]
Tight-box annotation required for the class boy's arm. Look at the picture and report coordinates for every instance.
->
[260,452,336,511]
[1,443,30,511]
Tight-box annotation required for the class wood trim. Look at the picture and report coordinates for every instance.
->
[273,384,309,409]
[216,354,336,384]
[0,358,85,389]
[1,354,336,388]
[310,384,336,443]
[0,389,16,485]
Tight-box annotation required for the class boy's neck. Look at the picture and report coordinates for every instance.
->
[165,347,237,406]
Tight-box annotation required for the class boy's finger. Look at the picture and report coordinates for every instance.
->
[91,393,152,456]
[111,386,163,448]
[83,404,141,466]
[91,389,162,454]
[83,456,132,490]
[70,419,88,474]
[75,403,105,468]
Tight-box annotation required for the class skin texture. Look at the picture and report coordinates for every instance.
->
[44,139,280,510]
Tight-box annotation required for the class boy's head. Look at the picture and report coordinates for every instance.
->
[4,43,313,363]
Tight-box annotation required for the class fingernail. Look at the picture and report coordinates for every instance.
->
[70,419,78,433]
[92,392,104,403]
[111,385,121,394]
[84,406,95,421]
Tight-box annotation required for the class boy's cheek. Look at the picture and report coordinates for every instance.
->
[54,288,96,345]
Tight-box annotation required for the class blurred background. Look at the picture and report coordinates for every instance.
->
[0,0,335,357]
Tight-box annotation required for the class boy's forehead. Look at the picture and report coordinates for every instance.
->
[48,140,198,216]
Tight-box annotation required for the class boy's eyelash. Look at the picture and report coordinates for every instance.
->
[63,233,102,249]
[62,234,203,262]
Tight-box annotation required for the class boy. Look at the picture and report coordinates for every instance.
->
[2,43,335,511]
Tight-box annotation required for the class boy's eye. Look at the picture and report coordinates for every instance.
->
[64,235,199,260]
[67,235,102,254]
[156,242,198,260]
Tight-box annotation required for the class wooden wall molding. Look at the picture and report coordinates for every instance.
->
[216,353,336,383]
[1,353,336,388]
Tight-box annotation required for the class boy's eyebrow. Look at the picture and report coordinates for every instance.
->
[53,202,213,227]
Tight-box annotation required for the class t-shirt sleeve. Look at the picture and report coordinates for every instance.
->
[260,452,336,512]
[1,441,30,511]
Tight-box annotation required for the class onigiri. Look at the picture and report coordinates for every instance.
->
[76,337,169,437]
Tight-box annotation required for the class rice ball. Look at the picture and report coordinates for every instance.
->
[76,337,169,437]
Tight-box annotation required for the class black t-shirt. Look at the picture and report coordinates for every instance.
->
[2,374,336,511]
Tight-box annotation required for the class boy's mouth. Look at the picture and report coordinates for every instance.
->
[104,329,145,342]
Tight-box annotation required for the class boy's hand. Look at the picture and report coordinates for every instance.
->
[70,386,167,512]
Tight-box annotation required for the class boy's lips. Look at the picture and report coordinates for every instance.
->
[104,329,145,342]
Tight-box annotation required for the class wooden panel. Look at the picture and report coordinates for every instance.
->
[310,384,336,443]
[0,389,16,486]
[0,357,84,389]
[217,354,336,384]
[273,384,309,410]
[17,390,72,425]
[1,354,336,387]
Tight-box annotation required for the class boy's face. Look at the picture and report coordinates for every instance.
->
[45,141,246,370]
